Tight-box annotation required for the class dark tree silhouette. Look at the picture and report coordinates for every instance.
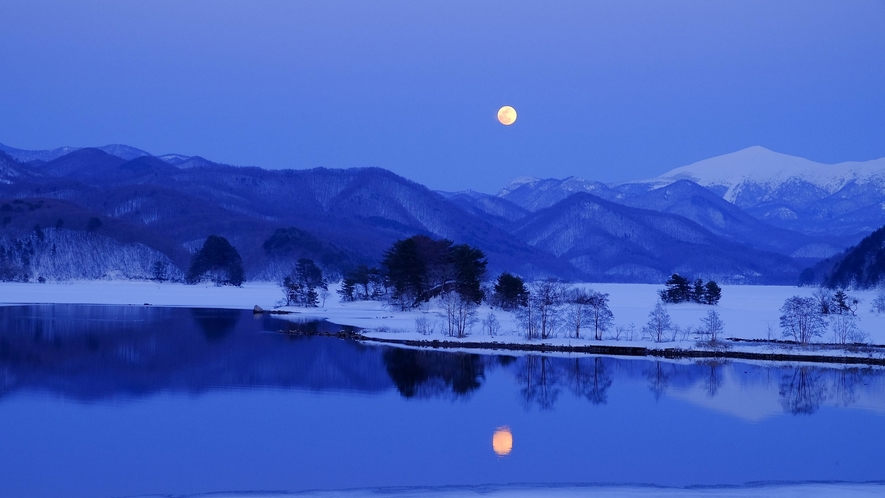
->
[493,272,529,310]
[382,348,485,398]
[338,265,384,301]
[450,243,487,304]
[282,258,327,307]
[186,235,245,286]
[381,235,486,310]
[660,274,691,303]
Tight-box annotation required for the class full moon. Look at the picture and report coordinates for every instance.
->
[492,427,513,456]
[497,106,517,126]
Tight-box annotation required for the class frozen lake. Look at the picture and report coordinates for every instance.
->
[1,304,885,498]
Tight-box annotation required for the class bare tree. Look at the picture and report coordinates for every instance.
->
[830,313,866,345]
[564,288,590,339]
[526,280,567,340]
[812,287,834,315]
[415,315,435,335]
[779,296,826,344]
[642,300,673,342]
[481,310,501,337]
[439,291,477,338]
[872,289,885,314]
[587,290,614,340]
[697,309,725,343]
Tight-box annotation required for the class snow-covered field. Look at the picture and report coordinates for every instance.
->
[2,280,884,360]
[136,482,885,498]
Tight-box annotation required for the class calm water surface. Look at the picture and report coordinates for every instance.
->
[1,305,884,498]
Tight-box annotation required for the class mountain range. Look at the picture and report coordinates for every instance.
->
[1,141,883,284]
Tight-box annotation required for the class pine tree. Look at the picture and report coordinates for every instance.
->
[660,274,691,303]
[691,278,704,303]
[186,235,245,286]
[702,281,722,305]
[493,272,528,310]
[450,243,487,304]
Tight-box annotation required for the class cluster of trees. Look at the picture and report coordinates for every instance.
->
[779,288,866,345]
[639,301,725,344]
[282,258,329,307]
[380,235,487,311]
[659,274,721,305]
[513,280,615,341]
[186,235,245,286]
[338,265,384,301]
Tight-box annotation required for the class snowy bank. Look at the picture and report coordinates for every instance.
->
[134,482,885,498]
[4,280,885,365]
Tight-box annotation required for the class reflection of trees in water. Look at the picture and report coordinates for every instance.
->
[830,368,872,407]
[779,367,827,415]
[566,357,612,405]
[777,366,875,414]
[517,356,561,410]
[190,308,241,342]
[513,356,614,410]
[646,361,671,401]
[382,348,485,399]
[700,361,725,398]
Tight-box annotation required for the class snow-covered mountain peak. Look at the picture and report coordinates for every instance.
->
[498,176,542,196]
[648,146,885,202]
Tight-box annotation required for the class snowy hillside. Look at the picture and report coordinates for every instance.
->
[643,146,885,205]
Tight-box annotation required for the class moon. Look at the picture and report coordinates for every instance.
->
[492,427,513,456]
[497,106,517,126]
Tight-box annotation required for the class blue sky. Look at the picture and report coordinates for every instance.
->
[1,1,883,192]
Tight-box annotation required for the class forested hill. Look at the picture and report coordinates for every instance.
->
[801,225,885,289]
[0,142,859,284]
[0,148,574,281]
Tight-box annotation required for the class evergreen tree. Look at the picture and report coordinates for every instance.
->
[283,258,327,307]
[381,235,484,310]
[832,290,859,316]
[186,235,245,286]
[660,274,691,303]
[702,281,722,305]
[382,237,426,310]
[338,265,384,301]
[691,278,704,303]
[493,272,528,310]
[450,243,487,304]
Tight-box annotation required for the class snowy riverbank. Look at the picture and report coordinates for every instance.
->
[134,482,885,498]
[3,280,885,364]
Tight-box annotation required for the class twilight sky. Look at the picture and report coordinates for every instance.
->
[1,1,883,193]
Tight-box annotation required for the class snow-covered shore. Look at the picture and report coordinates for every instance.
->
[135,482,885,498]
[3,280,885,364]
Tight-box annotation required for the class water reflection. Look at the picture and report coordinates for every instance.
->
[702,360,724,398]
[190,308,240,342]
[517,356,561,410]
[492,426,513,456]
[383,348,485,398]
[2,305,885,420]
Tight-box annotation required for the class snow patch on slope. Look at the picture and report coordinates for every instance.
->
[646,146,885,203]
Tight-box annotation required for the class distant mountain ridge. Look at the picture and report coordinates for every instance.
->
[0,141,179,163]
[1,141,875,284]
[496,147,885,246]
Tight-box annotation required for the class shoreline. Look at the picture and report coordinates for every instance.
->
[345,332,885,366]
[4,280,885,367]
